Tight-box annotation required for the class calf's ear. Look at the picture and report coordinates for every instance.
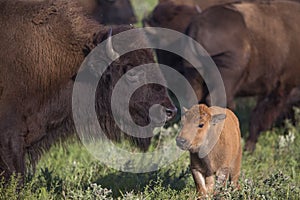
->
[211,114,226,125]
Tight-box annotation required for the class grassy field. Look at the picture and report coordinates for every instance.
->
[1,106,300,199]
[1,1,300,199]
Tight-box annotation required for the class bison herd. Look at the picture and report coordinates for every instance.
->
[144,0,300,152]
[0,0,299,197]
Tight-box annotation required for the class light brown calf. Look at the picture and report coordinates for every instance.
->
[176,104,242,197]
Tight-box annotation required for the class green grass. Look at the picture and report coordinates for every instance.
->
[1,105,300,199]
[131,0,158,27]
[1,1,300,200]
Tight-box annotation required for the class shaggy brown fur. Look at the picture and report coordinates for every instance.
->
[0,0,176,180]
[0,1,102,179]
[176,104,242,197]
[142,0,255,103]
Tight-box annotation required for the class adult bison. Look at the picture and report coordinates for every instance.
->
[0,0,176,180]
[142,0,249,101]
[185,1,300,151]
[142,0,201,108]
[96,0,137,25]
[142,0,258,33]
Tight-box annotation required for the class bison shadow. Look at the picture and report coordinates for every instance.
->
[95,167,191,197]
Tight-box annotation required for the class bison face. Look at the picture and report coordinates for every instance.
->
[176,104,225,153]
[99,49,177,128]
[77,26,177,147]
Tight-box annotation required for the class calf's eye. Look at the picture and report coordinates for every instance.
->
[198,124,204,128]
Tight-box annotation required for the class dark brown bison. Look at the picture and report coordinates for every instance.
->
[176,104,242,197]
[0,0,176,180]
[185,1,300,151]
[142,0,259,82]
[142,0,201,108]
[142,0,258,33]
[96,0,137,24]
[142,0,246,102]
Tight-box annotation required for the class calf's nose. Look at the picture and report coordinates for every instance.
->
[176,137,188,149]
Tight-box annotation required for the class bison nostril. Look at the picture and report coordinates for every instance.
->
[166,107,177,120]
[176,137,188,148]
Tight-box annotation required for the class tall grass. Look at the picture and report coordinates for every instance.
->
[1,106,299,199]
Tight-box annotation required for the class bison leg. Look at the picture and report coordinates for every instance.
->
[0,111,26,181]
[277,87,300,124]
[205,175,215,195]
[245,88,290,151]
[216,167,230,185]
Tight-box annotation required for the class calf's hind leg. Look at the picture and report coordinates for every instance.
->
[216,167,230,186]
[230,147,242,187]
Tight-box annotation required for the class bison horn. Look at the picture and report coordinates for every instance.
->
[106,28,120,61]
[195,5,202,13]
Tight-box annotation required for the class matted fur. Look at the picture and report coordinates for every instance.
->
[0,0,175,180]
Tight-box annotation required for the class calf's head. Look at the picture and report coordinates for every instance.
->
[176,104,226,153]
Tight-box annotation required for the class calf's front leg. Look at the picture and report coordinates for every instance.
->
[191,168,208,197]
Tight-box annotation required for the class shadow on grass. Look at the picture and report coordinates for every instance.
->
[94,167,190,198]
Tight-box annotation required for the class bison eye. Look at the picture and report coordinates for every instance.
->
[126,69,145,83]
[126,70,138,82]
[198,124,204,128]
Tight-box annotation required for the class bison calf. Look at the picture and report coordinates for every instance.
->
[176,104,242,197]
